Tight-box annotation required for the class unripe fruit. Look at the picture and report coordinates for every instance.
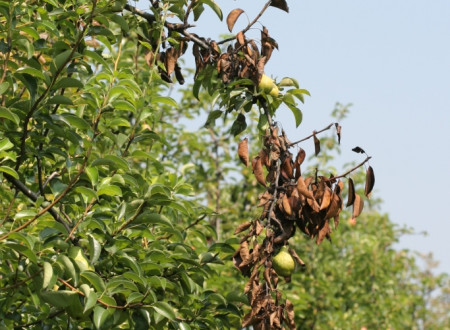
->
[269,85,279,97]
[258,74,275,93]
[272,246,295,277]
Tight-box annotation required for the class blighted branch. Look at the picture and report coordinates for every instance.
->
[288,122,335,147]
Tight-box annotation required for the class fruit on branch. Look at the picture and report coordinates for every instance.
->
[272,246,295,277]
[258,73,278,95]
[269,84,279,97]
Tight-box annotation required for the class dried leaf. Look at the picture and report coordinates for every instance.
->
[353,193,364,218]
[335,123,342,144]
[257,191,272,207]
[238,138,249,167]
[236,31,245,46]
[252,156,266,186]
[289,248,305,267]
[281,155,294,179]
[270,0,289,13]
[255,220,264,235]
[352,146,365,154]
[285,299,296,329]
[346,178,355,207]
[263,267,272,290]
[165,48,178,76]
[294,148,306,166]
[234,221,252,234]
[313,132,320,156]
[316,220,331,245]
[297,176,314,200]
[282,193,292,216]
[320,187,332,210]
[227,8,245,32]
[365,166,375,197]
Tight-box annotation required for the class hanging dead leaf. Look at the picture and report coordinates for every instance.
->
[346,177,355,207]
[282,193,292,216]
[353,193,364,218]
[270,0,289,12]
[294,148,306,166]
[281,155,293,179]
[313,132,320,156]
[320,187,332,210]
[226,8,245,32]
[297,176,314,200]
[316,220,331,245]
[289,248,305,266]
[236,31,245,46]
[285,299,296,329]
[234,221,252,234]
[335,123,342,144]
[238,138,249,167]
[263,267,273,290]
[365,166,375,197]
[257,191,272,207]
[252,156,266,186]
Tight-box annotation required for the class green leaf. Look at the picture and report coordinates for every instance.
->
[14,73,37,100]
[201,0,223,20]
[109,14,129,32]
[74,186,98,201]
[42,262,53,289]
[135,212,173,228]
[58,255,79,286]
[151,96,178,108]
[93,306,109,329]
[279,77,299,88]
[97,184,122,197]
[92,156,129,171]
[152,301,176,321]
[204,110,222,127]
[47,95,73,105]
[81,271,106,292]
[230,113,247,136]
[0,107,19,125]
[0,81,9,95]
[84,50,112,73]
[88,235,101,264]
[286,104,303,127]
[84,290,98,313]
[40,290,78,308]
[52,77,84,90]
[61,114,90,130]
[5,242,38,264]
[16,67,46,81]
[0,166,19,179]
[54,49,73,70]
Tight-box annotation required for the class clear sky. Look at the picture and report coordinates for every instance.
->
[136,1,450,274]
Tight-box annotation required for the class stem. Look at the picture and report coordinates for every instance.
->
[328,156,372,181]
[288,123,335,147]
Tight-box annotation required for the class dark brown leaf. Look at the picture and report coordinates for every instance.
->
[234,221,252,234]
[282,193,292,216]
[320,187,332,210]
[236,31,245,46]
[335,123,341,144]
[226,8,245,32]
[313,132,320,156]
[346,178,355,207]
[295,148,306,166]
[270,0,289,13]
[257,191,272,207]
[289,248,305,267]
[238,138,249,167]
[316,220,331,245]
[365,166,375,197]
[352,146,365,154]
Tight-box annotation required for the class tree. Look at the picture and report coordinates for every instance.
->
[1,1,447,329]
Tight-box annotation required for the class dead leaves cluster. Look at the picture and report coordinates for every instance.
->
[234,125,375,329]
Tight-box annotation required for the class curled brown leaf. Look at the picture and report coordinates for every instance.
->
[238,138,249,167]
[226,8,245,32]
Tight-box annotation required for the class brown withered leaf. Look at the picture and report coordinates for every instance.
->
[289,248,305,267]
[255,220,264,235]
[257,191,272,207]
[227,8,245,32]
[320,187,332,210]
[353,193,364,218]
[238,138,249,167]
[346,178,356,207]
[365,166,375,197]
[270,0,289,13]
[236,31,245,46]
[259,148,270,168]
[174,63,184,85]
[282,193,292,216]
[234,221,252,235]
[316,220,331,245]
[263,267,273,290]
[297,176,315,200]
[165,48,178,76]
[325,193,341,219]
[281,155,294,179]
[252,156,266,186]
[335,123,342,144]
[295,148,306,166]
[285,299,296,329]
[313,132,320,156]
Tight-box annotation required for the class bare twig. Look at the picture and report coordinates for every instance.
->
[328,156,372,181]
[113,201,146,236]
[288,123,335,147]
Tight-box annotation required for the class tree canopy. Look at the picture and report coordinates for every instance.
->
[0,0,448,329]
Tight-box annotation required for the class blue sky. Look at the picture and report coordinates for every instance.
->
[136,0,450,274]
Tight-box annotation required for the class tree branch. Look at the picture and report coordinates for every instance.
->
[288,123,335,147]
[2,174,72,235]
